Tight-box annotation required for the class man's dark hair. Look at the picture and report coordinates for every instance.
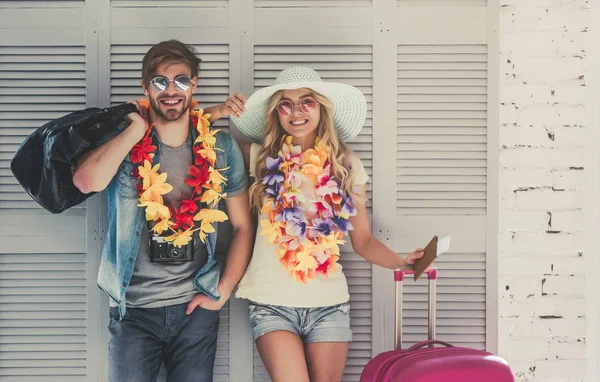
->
[141,39,201,84]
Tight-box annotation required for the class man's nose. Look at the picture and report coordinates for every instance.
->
[166,80,178,93]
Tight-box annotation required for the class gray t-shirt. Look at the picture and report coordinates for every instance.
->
[125,138,209,308]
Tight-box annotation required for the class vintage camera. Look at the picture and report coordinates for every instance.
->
[149,236,194,263]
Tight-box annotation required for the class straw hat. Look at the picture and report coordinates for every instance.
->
[231,66,366,142]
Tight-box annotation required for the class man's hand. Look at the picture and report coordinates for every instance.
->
[185,289,230,315]
[125,100,150,139]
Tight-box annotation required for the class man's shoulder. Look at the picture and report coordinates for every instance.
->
[214,128,233,145]
[214,129,243,155]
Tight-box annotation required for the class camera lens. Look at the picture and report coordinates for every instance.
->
[169,247,183,259]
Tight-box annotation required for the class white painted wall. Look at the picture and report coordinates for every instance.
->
[498,0,593,380]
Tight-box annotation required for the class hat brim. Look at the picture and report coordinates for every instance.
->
[231,81,366,143]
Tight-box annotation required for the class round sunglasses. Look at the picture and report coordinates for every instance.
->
[149,75,193,93]
[276,97,319,116]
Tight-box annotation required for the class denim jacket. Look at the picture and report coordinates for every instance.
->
[97,121,247,319]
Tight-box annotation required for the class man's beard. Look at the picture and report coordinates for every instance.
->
[149,96,191,122]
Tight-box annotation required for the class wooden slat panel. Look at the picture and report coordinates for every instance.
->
[112,0,227,7]
[256,0,371,7]
[0,39,88,382]
[215,304,230,381]
[0,45,86,210]
[0,0,82,6]
[399,252,487,350]
[397,44,487,215]
[399,0,485,5]
[0,253,87,378]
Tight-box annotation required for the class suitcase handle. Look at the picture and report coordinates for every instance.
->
[407,340,453,352]
[394,268,438,281]
[394,268,437,350]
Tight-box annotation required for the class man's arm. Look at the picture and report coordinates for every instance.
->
[72,109,147,194]
[204,92,247,122]
[185,131,254,313]
[204,93,252,172]
[216,191,254,298]
[236,139,252,173]
[185,191,254,314]
[214,135,255,299]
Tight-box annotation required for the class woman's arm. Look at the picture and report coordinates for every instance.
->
[204,92,252,170]
[348,185,423,269]
[204,92,247,122]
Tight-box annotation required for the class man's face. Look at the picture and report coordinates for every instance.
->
[142,61,197,123]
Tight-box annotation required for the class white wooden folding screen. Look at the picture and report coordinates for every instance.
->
[0,0,497,380]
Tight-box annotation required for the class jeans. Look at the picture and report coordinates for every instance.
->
[108,302,219,382]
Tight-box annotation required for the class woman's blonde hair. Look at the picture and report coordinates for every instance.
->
[249,89,363,212]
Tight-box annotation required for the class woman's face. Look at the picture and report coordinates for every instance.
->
[276,88,321,142]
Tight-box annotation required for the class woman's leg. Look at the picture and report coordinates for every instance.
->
[303,302,353,382]
[249,303,310,382]
[256,330,310,382]
[305,341,349,382]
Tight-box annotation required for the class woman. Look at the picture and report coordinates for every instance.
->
[227,66,424,382]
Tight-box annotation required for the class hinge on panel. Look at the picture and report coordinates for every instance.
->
[375,226,393,244]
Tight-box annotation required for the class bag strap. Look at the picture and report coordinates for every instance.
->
[76,103,138,142]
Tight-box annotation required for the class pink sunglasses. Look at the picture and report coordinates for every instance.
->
[276,97,319,116]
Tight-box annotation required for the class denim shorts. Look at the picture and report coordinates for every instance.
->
[248,301,352,343]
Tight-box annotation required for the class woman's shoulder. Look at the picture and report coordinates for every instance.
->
[248,142,262,177]
[345,149,369,186]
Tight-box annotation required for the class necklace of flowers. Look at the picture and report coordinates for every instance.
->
[260,136,357,283]
[129,98,229,248]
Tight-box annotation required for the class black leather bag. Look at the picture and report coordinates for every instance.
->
[10,103,137,214]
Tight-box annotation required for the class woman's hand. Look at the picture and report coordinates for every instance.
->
[221,92,247,118]
[206,93,247,121]
[405,248,425,266]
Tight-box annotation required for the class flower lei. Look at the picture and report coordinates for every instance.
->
[130,99,228,247]
[260,136,357,283]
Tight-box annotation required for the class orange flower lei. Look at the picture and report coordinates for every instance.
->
[130,99,228,247]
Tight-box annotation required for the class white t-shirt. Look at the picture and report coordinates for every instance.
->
[235,143,369,308]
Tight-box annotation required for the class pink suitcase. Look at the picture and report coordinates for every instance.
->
[360,269,514,382]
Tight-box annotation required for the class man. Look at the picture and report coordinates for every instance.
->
[73,39,253,381]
